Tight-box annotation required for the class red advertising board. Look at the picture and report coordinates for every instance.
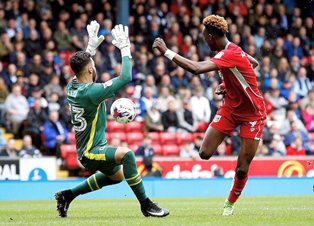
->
[136,157,314,178]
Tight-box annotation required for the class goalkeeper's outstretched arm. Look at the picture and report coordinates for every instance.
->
[87,24,132,105]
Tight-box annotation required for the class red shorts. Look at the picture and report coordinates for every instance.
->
[210,111,265,140]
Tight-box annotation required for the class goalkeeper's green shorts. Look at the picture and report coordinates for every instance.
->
[80,145,121,176]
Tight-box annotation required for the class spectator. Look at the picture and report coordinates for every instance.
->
[28,54,44,76]
[4,84,29,136]
[144,106,163,132]
[0,138,18,157]
[268,87,288,117]
[307,56,314,82]
[136,53,152,76]
[53,21,73,51]
[171,67,190,90]
[0,77,9,123]
[302,104,314,132]
[142,75,158,97]
[19,135,42,158]
[191,135,203,154]
[44,75,63,98]
[2,64,18,91]
[70,18,88,51]
[156,86,175,113]
[136,135,159,176]
[180,142,199,159]
[284,121,311,153]
[286,37,304,60]
[139,87,156,117]
[293,67,312,99]
[278,110,307,135]
[0,33,14,61]
[177,101,198,133]
[25,73,41,97]
[24,29,41,57]
[190,86,211,123]
[162,100,179,132]
[269,134,286,156]
[43,111,68,156]
[286,136,306,156]
[24,98,47,148]
[300,89,314,110]
[47,92,61,112]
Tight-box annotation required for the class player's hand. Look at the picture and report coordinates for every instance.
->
[86,20,105,56]
[152,38,168,55]
[111,24,131,58]
[215,83,226,95]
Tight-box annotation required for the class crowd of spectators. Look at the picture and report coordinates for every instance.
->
[0,0,313,159]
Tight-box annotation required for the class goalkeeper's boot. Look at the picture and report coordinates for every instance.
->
[222,199,234,216]
[141,198,169,217]
[55,189,74,218]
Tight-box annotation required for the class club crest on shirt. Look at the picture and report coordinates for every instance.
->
[213,115,221,123]
[103,80,113,88]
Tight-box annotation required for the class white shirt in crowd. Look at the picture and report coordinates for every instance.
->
[190,95,211,122]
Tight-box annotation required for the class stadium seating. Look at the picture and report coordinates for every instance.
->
[107,121,126,132]
[193,133,204,139]
[59,51,75,65]
[125,121,144,132]
[152,144,163,156]
[197,122,209,132]
[160,133,177,145]
[148,132,160,144]
[107,132,127,142]
[162,144,180,156]
[176,133,195,145]
[60,144,79,169]
[126,132,144,145]
[129,144,139,153]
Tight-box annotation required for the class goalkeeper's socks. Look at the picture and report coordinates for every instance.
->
[122,151,148,202]
[227,175,248,203]
[71,172,120,198]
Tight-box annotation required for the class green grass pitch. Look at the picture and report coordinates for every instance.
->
[0,196,313,226]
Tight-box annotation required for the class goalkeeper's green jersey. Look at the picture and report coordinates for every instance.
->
[66,57,132,160]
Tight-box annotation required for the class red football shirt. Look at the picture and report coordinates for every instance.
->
[211,42,266,120]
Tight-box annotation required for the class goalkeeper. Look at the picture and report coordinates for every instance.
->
[55,20,169,218]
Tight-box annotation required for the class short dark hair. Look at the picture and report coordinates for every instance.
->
[69,51,91,76]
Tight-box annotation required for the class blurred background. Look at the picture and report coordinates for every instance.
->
[0,0,313,191]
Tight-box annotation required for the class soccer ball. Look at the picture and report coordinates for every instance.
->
[110,98,136,124]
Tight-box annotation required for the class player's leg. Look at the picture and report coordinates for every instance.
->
[199,126,227,159]
[199,112,234,159]
[115,146,169,217]
[55,146,123,218]
[55,169,123,218]
[223,138,259,216]
[223,120,264,216]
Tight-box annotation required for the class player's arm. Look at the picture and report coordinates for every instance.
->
[107,24,133,91]
[247,54,259,69]
[87,25,132,105]
[152,38,218,74]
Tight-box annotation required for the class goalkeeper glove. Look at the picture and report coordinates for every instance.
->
[111,24,131,58]
[86,20,104,56]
